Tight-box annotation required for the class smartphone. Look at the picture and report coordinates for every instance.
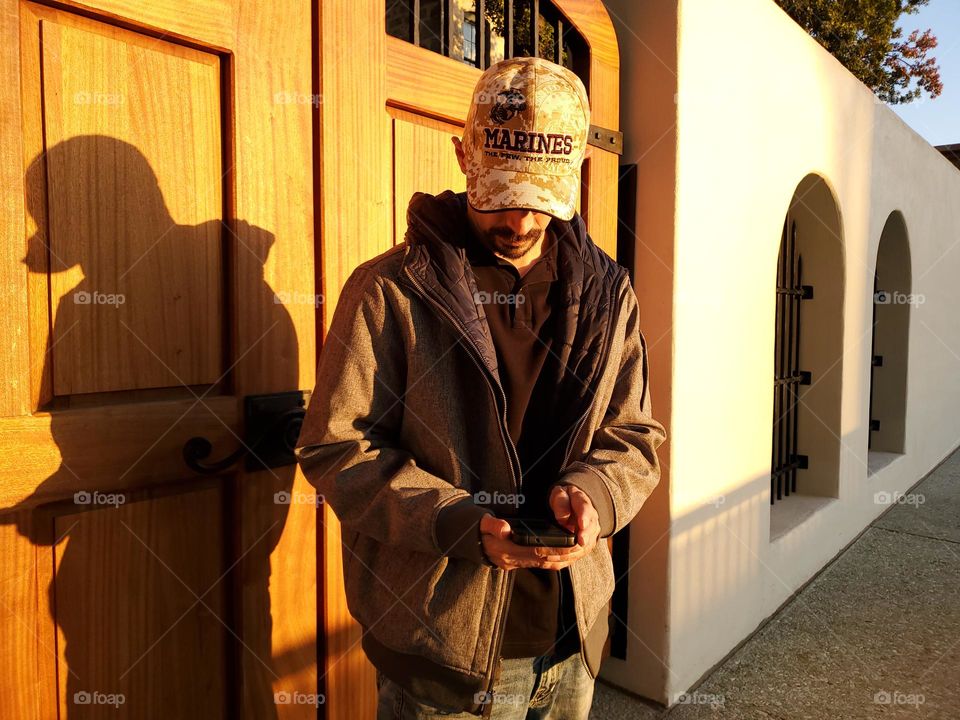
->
[509,517,577,547]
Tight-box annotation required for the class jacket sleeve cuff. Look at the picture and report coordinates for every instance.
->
[556,467,616,538]
[434,496,496,566]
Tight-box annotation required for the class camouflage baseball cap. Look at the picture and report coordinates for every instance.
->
[462,57,590,222]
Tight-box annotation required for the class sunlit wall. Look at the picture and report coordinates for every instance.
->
[603,0,960,705]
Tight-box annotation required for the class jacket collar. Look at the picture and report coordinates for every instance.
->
[398,190,621,413]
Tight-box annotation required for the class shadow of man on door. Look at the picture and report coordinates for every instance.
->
[1,135,311,718]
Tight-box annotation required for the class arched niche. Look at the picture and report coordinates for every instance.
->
[771,173,845,503]
[868,210,911,459]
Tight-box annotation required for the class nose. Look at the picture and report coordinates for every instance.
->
[503,209,537,236]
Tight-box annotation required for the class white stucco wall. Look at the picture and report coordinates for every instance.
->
[604,0,960,705]
[598,0,679,702]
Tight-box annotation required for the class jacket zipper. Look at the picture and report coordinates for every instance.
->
[556,274,622,675]
[401,263,519,714]
[561,406,591,470]
[403,257,624,696]
[559,273,623,473]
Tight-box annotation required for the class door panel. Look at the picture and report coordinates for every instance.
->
[1,0,317,718]
[391,108,466,243]
[28,8,224,397]
[52,485,226,718]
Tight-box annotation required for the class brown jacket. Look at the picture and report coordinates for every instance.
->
[295,190,666,715]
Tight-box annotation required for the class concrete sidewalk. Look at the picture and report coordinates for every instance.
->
[590,448,960,719]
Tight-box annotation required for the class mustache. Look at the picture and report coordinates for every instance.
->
[486,225,543,244]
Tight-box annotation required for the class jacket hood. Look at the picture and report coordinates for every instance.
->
[399,189,626,429]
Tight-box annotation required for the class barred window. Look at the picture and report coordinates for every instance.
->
[386,0,589,89]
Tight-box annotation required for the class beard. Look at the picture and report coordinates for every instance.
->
[474,224,544,260]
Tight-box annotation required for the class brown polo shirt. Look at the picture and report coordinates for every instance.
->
[465,221,579,660]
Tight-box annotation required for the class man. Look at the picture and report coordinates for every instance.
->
[295,56,666,719]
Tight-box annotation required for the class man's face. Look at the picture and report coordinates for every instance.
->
[452,135,553,259]
[465,205,552,260]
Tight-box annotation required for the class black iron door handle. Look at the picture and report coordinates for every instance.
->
[183,391,306,475]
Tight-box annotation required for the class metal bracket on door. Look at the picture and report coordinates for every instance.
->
[587,124,623,155]
[183,391,306,475]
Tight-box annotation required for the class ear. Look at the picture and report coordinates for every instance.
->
[451,136,468,175]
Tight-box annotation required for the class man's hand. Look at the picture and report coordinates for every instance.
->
[479,513,588,571]
[549,484,600,552]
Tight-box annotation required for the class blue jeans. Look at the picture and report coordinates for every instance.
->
[376,650,595,720]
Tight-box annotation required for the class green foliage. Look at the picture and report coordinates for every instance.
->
[775,0,943,103]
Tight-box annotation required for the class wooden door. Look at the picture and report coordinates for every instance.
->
[317,2,621,717]
[0,1,317,718]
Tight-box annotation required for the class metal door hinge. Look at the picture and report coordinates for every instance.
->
[588,124,623,155]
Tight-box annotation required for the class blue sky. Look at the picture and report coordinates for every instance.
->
[889,0,960,147]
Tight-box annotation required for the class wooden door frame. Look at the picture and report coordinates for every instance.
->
[317,3,620,718]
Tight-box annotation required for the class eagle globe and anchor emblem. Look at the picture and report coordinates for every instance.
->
[489,89,526,125]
